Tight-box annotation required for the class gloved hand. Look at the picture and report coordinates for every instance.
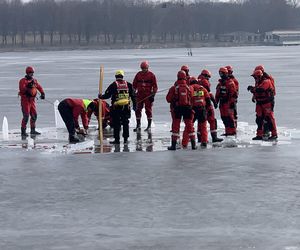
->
[98,94,103,99]
[214,102,218,109]
[252,96,256,103]
[40,93,45,99]
[247,85,254,92]
[76,128,87,135]
[149,95,155,103]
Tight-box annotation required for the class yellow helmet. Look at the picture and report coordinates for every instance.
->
[115,70,124,77]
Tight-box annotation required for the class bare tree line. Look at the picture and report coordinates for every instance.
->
[0,0,299,46]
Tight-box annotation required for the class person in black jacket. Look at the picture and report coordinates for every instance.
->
[99,70,136,144]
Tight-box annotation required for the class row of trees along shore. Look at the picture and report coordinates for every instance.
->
[0,0,299,47]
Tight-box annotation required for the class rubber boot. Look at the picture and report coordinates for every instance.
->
[252,135,263,140]
[167,140,177,151]
[211,132,223,142]
[197,133,201,143]
[191,139,197,150]
[69,134,80,144]
[124,137,128,144]
[30,127,41,135]
[133,119,141,132]
[201,142,207,148]
[144,119,152,132]
[21,127,28,137]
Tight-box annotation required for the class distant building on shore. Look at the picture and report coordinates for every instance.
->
[217,31,262,44]
[264,30,300,45]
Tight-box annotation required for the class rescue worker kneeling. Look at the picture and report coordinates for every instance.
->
[99,70,136,144]
[87,99,112,129]
[58,98,97,143]
[182,77,212,148]
[166,70,196,150]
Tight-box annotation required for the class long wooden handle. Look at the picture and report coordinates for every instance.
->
[98,66,104,147]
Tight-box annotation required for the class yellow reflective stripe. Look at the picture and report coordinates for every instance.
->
[83,99,92,111]
[194,90,204,97]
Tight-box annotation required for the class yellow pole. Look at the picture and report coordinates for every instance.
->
[98,66,104,150]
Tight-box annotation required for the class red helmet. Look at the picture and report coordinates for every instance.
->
[140,61,149,69]
[201,69,211,78]
[189,76,198,84]
[225,65,233,73]
[26,66,35,74]
[177,70,186,80]
[219,67,228,75]
[251,69,263,78]
[181,65,189,73]
[255,65,265,72]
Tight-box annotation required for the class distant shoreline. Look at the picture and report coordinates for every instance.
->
[0,42,272,53]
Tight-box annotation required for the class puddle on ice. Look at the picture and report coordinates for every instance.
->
[0,119,295,154]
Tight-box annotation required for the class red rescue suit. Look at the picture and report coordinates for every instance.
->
[198,76,218,133]
[19,76,44,129]
[251,78,277,137]
[215,78,237,135]
[229,75,239,126]
[133,70,157,119]
[182,83,211,146]
[87,99,111,129]
[166,80,195,142]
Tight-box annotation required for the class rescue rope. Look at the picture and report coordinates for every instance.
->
[136,87,169,104]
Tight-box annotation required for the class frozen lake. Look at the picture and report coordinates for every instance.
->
[1,47,300,249]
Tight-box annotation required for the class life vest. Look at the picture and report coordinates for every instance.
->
[114,80,130,106]
[175,82,191,107]
[192,85,205,107]
[254,79,274,104]
[26,80,37,97]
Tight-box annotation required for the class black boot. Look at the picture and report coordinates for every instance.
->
[211,132,223,142]
[30,127,41,135]
[252,135,263,140]
[201,142,207,148]
[133,119,141,132]
[191,139,197,150]
[21,127,28,138]
[197,133,201,143]
[69,134,80,144]
[168,140,177,150]
[144,119,152,132]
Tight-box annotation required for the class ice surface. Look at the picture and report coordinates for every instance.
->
[1,47,300,249]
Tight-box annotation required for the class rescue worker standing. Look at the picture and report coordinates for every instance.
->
[133,61,157,132]
[198,69,223,143]
[19,66,45,137]
[58,98,97,143]
[247,69,277,140]
[182,77,212,148]
[99,70,136,144]
[181,65,191,85]
[166,70,196,150]
[225,65,239,127]
[215,67,237,136]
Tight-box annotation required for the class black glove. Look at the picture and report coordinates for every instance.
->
[247,85,254,92]
[40,93,45,99]
[98,94,103,99]
[214,103,218,109]
[27,81,34,88]
[149,95,155,103]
